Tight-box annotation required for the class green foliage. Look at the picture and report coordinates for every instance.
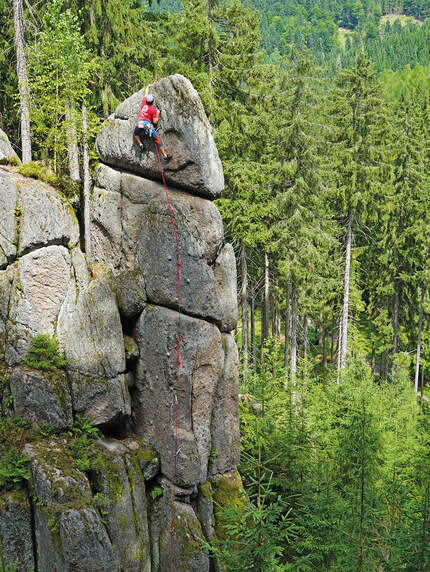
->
[25,334,67,372]
[238,351,430,568]
[0,450,30,490]
[69,415,102,473]
[151,486,163,500]
[26,0,97,174]
[17,162,58,186]
[208,471,297,570]
[6,156,20,167]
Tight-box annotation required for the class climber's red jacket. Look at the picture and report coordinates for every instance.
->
[138,97,159,124]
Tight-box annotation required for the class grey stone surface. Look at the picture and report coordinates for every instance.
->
[10,366,73,431]
[0,128,19,164]
[58,278,126,379]
[215,243,239,332]
[134,305,223,486]
[91,439,151,571]
[0,265,14,360]
[96,75,224,199]
[149,497,209,572]
[60,508,118,572]
[19,181,79,255]
[25,439,118,572]
[209,333,240,476]
[57,277,130,426]
[25,439,92,506]
[69,371,130,427]
[5,245,73,366]
[0,173,18,269]
[91,165,224,278]
[113,269,147,317]
[0,490,35,572]
[91,163,238,328]
[137,193,232,327]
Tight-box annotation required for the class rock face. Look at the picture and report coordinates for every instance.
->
[0,75,241,571]
[0,128,19,164]
[95,74,224,199]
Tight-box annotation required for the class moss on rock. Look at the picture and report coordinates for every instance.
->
[210,470,246,541]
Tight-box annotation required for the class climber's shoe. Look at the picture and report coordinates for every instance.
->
[163,155,172,162]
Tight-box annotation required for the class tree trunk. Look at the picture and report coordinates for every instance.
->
[284,283,290,370]
[272,282,281,339]
[82,106,91,262]
[13,0,32,163]
[322,329,327,368]
[331,326,334,363]
[391,287,400,374]
[66,104,80,182]
[241,244,248,380]
[371,343,376,374]
[414,285,425,394]
[290,278,297,380]
[262,252,270,346]
[207,0,216,92]
[303,315,308,361]
[251,286,256,374]
[338,215,352,378]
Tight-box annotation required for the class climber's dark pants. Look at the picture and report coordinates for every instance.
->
[133,125,163,146]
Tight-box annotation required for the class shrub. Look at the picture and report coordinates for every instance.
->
[25,334,67,371]
[17,161,58,186]
[0,450,30,490]
[6,156,20,167]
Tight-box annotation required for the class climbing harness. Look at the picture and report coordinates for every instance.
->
[155,142,181,572]
[143,121,154,138]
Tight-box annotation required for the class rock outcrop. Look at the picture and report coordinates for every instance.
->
[0,74,242,571]
[0,128,19,165]
[96,75,224,199]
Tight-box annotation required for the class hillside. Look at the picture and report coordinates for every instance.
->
[151,0,430,71]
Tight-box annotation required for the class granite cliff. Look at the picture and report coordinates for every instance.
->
[0,75,243,571]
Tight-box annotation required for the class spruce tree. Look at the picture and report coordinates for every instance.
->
[328,51,391,375]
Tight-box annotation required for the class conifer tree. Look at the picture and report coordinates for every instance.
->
[329,51,391,375]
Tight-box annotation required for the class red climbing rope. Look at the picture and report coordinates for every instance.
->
[155,143,180,572]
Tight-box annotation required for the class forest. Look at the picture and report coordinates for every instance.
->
[1,0,430,569]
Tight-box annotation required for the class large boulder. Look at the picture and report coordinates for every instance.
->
[91,438,153,571]
[0,128,19,164]
[10,366,73,431]
[57,278,130,427]
[209,333,240,475]
[149,496,210,572]
[134,305,224,486]
[0,490,35,572]
[25,439,118,572]
[5,245,73,366]
[91,164,238,331]
[0,173,18,269]
[95,74,224,199]
[19,179,79,255]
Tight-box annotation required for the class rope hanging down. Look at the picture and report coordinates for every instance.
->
[155,143,181,572]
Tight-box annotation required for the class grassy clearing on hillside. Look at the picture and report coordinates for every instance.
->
[380,13,423,29]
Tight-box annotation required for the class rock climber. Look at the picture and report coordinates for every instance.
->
[134,88,171,161]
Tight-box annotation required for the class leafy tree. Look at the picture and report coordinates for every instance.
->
[26,0,96,174]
